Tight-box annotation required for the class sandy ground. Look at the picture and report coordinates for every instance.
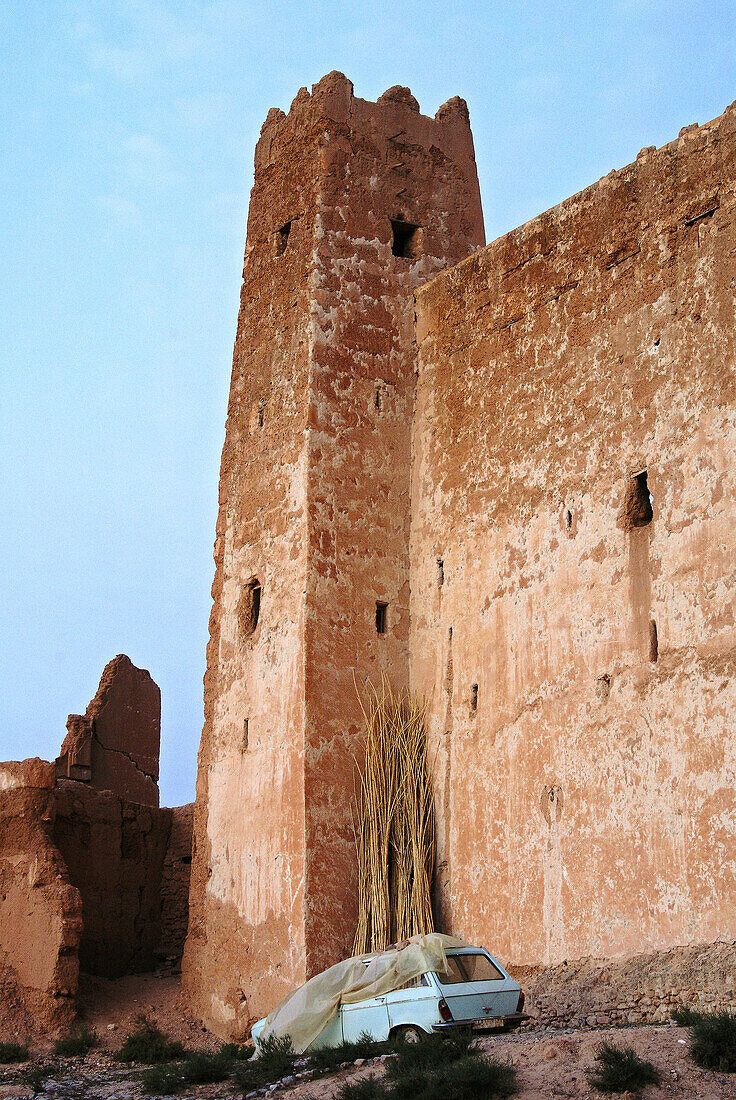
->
[2,976,736,1098]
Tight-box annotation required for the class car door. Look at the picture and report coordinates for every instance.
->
[340,996,391,1042]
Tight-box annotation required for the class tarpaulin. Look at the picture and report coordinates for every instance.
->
[256,932,468,1054]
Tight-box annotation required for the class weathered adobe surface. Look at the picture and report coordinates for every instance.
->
[56,654,160,808]
[0,759,82,1032]
[0,658,192,1031]
[53,780,173,979]
[412,102,736,969]
[183,70,484,1038]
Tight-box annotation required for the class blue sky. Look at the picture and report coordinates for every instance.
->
[2,1,735,805]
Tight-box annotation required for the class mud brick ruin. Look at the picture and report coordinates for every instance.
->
[0,657,192,1030]
[183,72,736,1038]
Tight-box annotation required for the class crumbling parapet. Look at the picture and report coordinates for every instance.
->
[0,758,82,1032]
[56,654,160,808]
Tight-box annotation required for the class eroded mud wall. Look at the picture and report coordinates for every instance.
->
[412,103,736,967]
[184,72,485,1035]
[0,760,82,1031]
[301,76,485,975]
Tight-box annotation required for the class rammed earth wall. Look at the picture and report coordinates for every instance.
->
[412,102,736,970]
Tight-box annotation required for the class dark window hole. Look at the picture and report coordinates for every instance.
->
[239,578,262,638]
[243,717,249,751]
[257,403,265,428]
[181,856,192,866]
[391,219,422,259]
[649,619,659,662]
[470,683,478,714]
[437,558,444,587]
[654,335,661,348]
[276,221,292,256]
[618,470,654,531]
[376,602,388,634]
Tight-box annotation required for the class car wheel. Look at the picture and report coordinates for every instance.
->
[393,1025,423,1044]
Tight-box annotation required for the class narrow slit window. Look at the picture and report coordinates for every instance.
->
[376,602,388,634]
[276,221,292,256]
[649,620,659,662]
[470,683,479,714]
[257,403,265,428]
[239,578,262,638]
[390,219,422,259]
[242,718,249,751]
[437,558,445,587]
[619,470,654,530]
[375,387,381,411]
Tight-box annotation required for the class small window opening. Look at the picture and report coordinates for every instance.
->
[276,221,292,256]
[391,219,422,259]
[242,718,249,751]
[437,558,444,587]
[470,683,478,714]
[649,619,659,662]
[654,335,661,348]
[257,403,265,428]
[375,387,381,411]
[618,470,654,530]
[239,578,262,638]
[181,855,192,865]
[376,602,388,634]
[565,509,573,530]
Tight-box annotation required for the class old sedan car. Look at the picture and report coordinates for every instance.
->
[252,945,525,1050]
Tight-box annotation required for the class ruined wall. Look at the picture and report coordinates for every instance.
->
[159,803,194,962]
[0,760,82,1031]
[56,655,160,808]
[184,71,484,1036]
[412,103,736,968]
[53,780,171,978]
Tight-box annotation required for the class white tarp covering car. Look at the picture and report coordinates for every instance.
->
[251,932,525,1054]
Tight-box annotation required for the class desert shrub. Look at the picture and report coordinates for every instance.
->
[231,1034,295,1091]
[0,1042,29,1064]
[387,1027,477,1074]
[219,1041,252,1061]
[336,1077,390,1100]
[688,1011,736,1072]
[672,1007,703,1026]
[53,1023,98,1057]
[385,1031,515,1100]
[389,1052,516,1100]
[140,1062,186,1094]
[310,1031,389,1074]
[180,1049,234,1083]
[585,1042,660,1093]
[114,1015,186,1064]
[20,1063,54,1094]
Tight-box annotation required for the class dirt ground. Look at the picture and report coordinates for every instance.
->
[2,975,736,1098]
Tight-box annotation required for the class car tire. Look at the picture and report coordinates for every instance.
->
[392,1025,423,1045]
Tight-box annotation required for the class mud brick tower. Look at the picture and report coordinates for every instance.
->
[182,71,484,1036]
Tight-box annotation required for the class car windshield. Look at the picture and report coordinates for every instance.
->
[438,954,505,985]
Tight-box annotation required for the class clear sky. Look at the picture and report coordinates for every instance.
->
[2,1,735,806]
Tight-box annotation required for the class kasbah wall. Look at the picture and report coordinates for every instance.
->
[183,71,736,1037]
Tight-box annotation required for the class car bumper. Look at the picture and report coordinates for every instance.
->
[432,1012,528,1031]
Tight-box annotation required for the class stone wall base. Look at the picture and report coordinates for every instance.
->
[511,940,736,1029]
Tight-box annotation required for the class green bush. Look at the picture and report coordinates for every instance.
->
[219,1041,252,1061]
[585,1042,660,1093]
[688,1011,736,1073]
[0,1042,30,1064]
[310,1031,389,1074]
[230,1034,296,1092]
[140,1063,186,1094]
[114,1015,186,1064]
[20,1063,54,1094]
[385,1031,515,1100]
[336,1077,390,1100]
[672,1007,702,1026]
[53,1024,98,1057]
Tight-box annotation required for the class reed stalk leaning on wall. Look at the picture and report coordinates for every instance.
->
[352,678,436,955]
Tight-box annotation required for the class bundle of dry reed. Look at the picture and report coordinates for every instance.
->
[352,678,436,955]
